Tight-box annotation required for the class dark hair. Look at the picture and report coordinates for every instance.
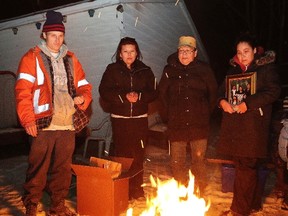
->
[112,37,143,62]
[234,32,257,51]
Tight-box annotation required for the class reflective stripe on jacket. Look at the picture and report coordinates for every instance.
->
[15,46,92,128]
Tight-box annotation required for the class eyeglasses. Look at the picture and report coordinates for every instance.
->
[178,49,195,55]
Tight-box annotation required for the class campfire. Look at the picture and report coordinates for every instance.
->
[126,171,210,216]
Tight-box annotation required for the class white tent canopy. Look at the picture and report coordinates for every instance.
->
[0,0,208,127]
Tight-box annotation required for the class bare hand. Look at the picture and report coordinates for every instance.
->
[126,92,138,103]
[74,95,85,105]
[220,99,235,114]
[25,124,38,137]
[234,102,247,114]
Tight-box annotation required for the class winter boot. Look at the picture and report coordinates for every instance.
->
[25,202,38,216]
[281,193,288,210]
[48,200,77,216]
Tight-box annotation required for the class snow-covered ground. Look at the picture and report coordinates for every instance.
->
[1,144,288,216]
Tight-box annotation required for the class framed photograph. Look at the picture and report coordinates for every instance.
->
[226,72,256,105]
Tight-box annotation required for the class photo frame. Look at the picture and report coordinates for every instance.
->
[226,72,257,105]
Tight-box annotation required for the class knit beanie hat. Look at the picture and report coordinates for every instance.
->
[42,10,65,33]
[178,36,196,49]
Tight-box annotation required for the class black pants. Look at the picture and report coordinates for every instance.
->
[231,157,264,215]
[111,117,147,197]
[22,130,75,207]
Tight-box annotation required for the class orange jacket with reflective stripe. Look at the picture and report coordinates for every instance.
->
[15,46,92,128]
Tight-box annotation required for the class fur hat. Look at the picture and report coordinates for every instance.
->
[178,36,196,49]
[42,10,65,33]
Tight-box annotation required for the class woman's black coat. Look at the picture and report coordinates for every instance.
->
[217,52,281,158]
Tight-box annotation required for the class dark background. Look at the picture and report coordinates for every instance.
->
[185,0,288,83]
[0,0,287,84]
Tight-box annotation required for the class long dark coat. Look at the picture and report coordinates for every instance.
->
[158,53,218,142]
[217,51,281,158]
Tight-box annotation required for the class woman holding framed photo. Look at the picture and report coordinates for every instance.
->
[217,33,281,216]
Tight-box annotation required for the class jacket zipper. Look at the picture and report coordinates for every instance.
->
[130,74,133,117]
[128,66,149,117]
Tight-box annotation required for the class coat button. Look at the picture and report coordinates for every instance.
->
[185,109,190,112]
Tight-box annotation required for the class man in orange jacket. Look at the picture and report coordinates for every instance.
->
[15,10,92,216]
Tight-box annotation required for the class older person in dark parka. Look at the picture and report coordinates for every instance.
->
[159,36,218,193]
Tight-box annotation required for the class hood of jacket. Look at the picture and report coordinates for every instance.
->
[37,40,68,60]
[229,50,276,72]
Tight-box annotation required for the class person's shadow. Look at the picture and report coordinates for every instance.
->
[0,156,28,215]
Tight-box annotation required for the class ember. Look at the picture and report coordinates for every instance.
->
[126,171,210,216]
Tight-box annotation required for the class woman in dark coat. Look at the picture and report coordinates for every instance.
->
[159,36,217,191]
[218,33,281,216]
[99,37,158,199]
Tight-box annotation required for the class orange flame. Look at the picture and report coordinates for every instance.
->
[127,170,210,216]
